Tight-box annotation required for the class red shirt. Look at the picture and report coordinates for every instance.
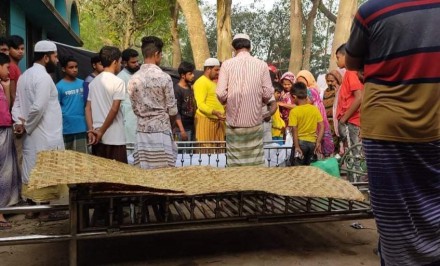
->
[8,62,21,82]
[336,70,363,127]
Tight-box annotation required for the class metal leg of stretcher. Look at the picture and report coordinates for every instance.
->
[69,186,78,266]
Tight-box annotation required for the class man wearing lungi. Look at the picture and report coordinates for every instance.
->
[128,36,178,169]
[345,1,440,265]
[216,34,274,167]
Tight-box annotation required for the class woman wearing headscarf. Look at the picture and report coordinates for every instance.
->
[296,70,334,157]
[324,70,343,154]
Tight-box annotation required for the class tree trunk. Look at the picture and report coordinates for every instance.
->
[217,0,232,62]
[177,0,210,70]
[302,0,320,71]
[289,0,303,74]
[169,0,182,68]
[329,0,358,70]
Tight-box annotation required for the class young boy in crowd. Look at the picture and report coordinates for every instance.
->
[272,82,285,141]
[7,35,25,106]
[0,37,9,54]
[0,52,21,229]
[56,56,87,153]
[289,82,323,166]
[174,61,196,142]
[83,55,104,105]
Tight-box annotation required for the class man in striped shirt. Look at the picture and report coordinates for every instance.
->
[346,1,440,265]
[217,34,274,167]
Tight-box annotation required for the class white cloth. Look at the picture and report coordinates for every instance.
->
[88,71,126,145]
[175,143,291,167]
[117,68,137,145]
[316,74,327,100]
[11,63,64,184]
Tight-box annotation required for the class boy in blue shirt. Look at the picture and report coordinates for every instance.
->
[56,56,87,153]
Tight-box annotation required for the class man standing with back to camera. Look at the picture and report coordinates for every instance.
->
[345,1,440,265]
[216,33,274,167]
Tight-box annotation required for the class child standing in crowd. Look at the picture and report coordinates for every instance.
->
[278,72,296,129]
[0,53,21,230]
[272,82,285,141]
[56,56,87,153]
[289,82,323,166]
[83,55,104,105]
[296,70,334,157]
[7,35,25,106]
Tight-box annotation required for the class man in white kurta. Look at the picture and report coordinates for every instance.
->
[11,41,64,202]
[117,48,139,153]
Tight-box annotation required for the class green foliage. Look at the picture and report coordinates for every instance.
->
[199,0,339,76]
[78,0,172,53]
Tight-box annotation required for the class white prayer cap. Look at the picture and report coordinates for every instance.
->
[233,33,250,41]
[34,40,57,52]
[204,58,220,67]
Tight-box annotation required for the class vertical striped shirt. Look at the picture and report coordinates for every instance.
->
[216,51,274,128]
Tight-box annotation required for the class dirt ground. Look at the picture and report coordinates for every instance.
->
[0,217,379,266]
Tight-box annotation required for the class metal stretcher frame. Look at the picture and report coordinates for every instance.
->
[0,141,372,266]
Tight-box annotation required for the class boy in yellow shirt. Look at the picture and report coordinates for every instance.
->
[272,83,285,141]
[288,82,324,165]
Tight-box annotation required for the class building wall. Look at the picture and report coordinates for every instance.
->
[9,1,27,69]
[8,0,81,71]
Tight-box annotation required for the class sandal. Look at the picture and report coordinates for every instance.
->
[0,221,12,230]
[39,211,69,222]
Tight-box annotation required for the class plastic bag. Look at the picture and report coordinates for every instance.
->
[311,157,340,178]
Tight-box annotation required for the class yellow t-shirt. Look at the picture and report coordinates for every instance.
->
[272,106,285,138]
[288,104,323,143]
[193,75,224,119]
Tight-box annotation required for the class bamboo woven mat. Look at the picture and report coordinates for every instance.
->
[27,150,365,201]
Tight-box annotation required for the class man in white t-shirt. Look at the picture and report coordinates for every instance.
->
[85,46,127,163]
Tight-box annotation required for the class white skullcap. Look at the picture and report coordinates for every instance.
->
[34,40,57,52]
[204,58,220,67]
[233,33,250,41]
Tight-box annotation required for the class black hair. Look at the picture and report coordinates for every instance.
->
[33,52,55,63]
[90,55,101,66]
[121,48,139,62]
[178,61,195,76]
[99,46,121,68]
[60,55,77,68]
[141,36,163,58]
[292,82,308,100]
[0,36,8,46]
[273,82,283,93]
[269,71,277,83]
[203,66,217,72]
[0,53,10,65]
[7,35,24,49]
[232,38,251,50]
[336,43,346,55]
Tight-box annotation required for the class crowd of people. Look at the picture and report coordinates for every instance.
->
[0,33,364,227]
[1,4,439,264]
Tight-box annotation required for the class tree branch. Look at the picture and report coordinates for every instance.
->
[319,1,336,23]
